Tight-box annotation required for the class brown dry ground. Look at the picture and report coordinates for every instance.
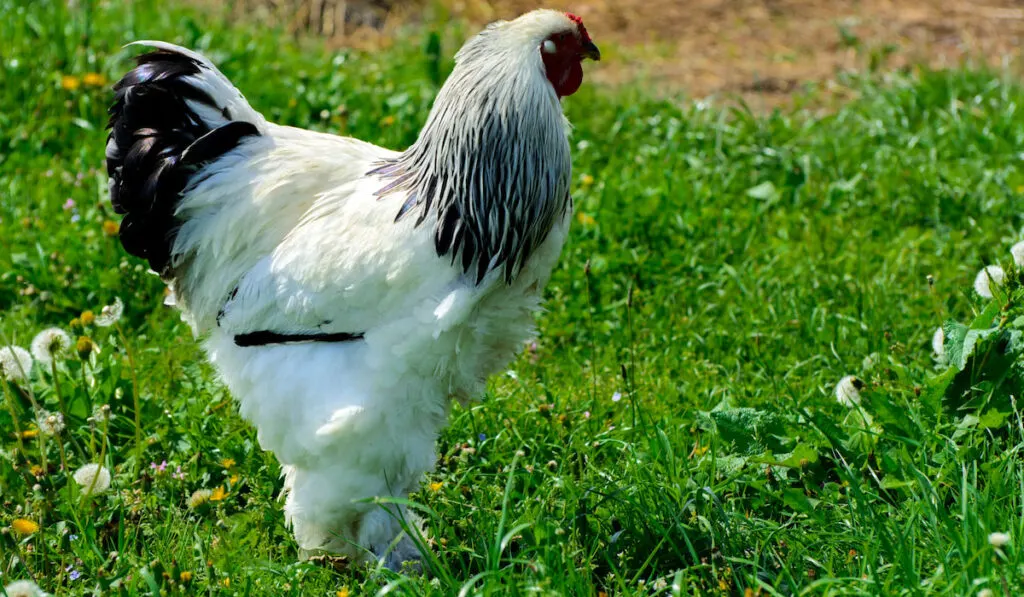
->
[438,0,1024,105]
[217,0,1024,106]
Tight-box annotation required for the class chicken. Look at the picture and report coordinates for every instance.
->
[105,9,599,569]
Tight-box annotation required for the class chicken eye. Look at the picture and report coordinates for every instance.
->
[542,40,557,54]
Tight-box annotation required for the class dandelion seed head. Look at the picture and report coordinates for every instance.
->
[988,532,1010,547]
[30,327,71,366]
[0,346,33,382]
[3,579,43,597]
[92,404,112,423]
[932,327,945,358]
[835,375,864,408]
[973,265,1006,299]
[73,463,112,495]
[1012,241,1024,267]
[37,410,64,436]
[95,297,123,327]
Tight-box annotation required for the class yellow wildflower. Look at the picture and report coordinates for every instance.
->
[222,577,230,588]
[380,115,396,127]
[82,72,107,87]
[229,474,240,485]
[80,311,95,326]
[76,336,95,359]
[580,173,594,186]
[29,464,43,476]
[12,518,39,535]
[429,481,443,492]
[337,589,350,597]
[209,486,228,502]
[180,571,193,582]
[220,458,236,468]
[69,317,82,329]
[61,75,81,91]
[20,429,39,439]
[576,212,596,226]
[102,220,119,237]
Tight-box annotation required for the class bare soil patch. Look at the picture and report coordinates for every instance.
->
[222,0,1024,104]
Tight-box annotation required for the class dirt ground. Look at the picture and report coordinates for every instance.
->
[225,0,1024,105]
[441,0,1024,104]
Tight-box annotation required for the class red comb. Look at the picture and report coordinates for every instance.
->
[565,12,591,42]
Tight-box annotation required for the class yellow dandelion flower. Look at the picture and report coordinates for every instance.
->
[692,445,709,457]
[380,115,395,127]
[180,571,193,582]
[69,317,82,329]
[76,336,95,359]
[102,220,119,237]
[209,486,228,502]
[29,464,43,476]
[229,474,240,484]
[220,458,236,468]
[21,429,39,439]
[744,589,755,597]
[222,577,230,588]
[61,75,81,91]
[580,173,594,186]
[719,579,730,590]
[429,481,443,492]
[82,72,107,87]
[80,311,95,326]
[576,212,596,226]
[12,518,39,535]
[337,588,350,597]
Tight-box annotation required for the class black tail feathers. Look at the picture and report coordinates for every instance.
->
[106,49,260,275]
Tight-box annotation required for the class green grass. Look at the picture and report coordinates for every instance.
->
[2,0,1024,594]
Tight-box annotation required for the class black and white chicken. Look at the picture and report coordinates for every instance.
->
[106,9,599,569]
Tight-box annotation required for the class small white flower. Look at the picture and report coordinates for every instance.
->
[835,375,864,408]
[37,410,64,436]
[932,327,945,357]
[988,532,1010,547]
[978,589,994,597]
[973,265,1005,299]
[1012,241,1024,267]
[92,404,113,423]
[73,463,112,495]
[612,391,622,402]
[95,297,124,327]
[0,346,33,382]
[30,327,71,367]
[3,579,44,597]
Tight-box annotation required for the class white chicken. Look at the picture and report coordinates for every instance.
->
[106,9,599,569]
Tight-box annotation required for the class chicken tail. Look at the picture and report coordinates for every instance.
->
[106,42,265,276]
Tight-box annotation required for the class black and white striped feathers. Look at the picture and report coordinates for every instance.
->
[106,46,261,275]
[373,11,574,285]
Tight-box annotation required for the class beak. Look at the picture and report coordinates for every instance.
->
[580,40,601,61]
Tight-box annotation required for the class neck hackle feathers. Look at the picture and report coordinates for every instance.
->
[372,10,575,285]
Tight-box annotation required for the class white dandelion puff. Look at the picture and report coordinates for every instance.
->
[73,463,112,495]
[988,532,1010,547]
[932,327,945,358]
[3,579,44,597]
[92,404,113,423]
[0,346,33,382]
[1012,241,1024,267]
[973,265,1005,299]
[37,410,64,436]
[30,327,71,367]
[95,297,124,327]
[835,375,864,408]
